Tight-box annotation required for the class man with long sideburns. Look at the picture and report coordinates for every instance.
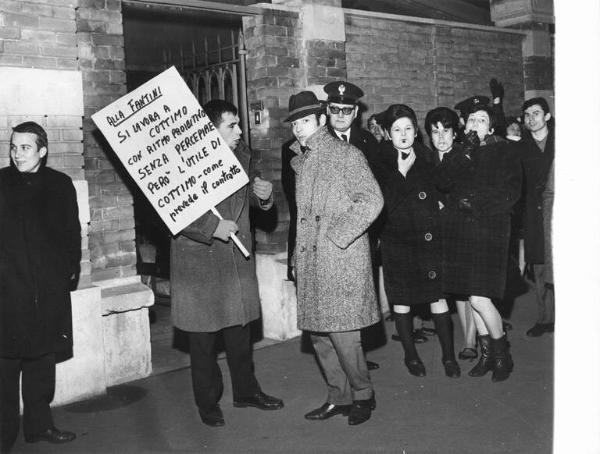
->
[286,91,383,425]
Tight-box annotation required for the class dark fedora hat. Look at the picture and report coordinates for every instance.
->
[285,91,324,122]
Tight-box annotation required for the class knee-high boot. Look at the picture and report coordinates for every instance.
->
[432,312,460,378]
[394,313,425,377]
[468,335,494,377]
[491,334,513,382]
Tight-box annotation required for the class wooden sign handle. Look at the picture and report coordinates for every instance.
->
[210,207,250,258]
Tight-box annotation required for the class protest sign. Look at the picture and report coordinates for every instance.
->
[91,66,250,242]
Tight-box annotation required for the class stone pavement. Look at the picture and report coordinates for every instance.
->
[11,288,553,454]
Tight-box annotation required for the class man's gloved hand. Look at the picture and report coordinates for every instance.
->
[462,130,480,157]
[489,78,504,101]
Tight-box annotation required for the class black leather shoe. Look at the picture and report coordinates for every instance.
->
[348,395,376,426]
[233,391,284,410]
[199,405,225,427]
[24,427,76,444]
[366,360,379,370]
[304,402,351,420]
[443,360,461,378]
[526,322,554,337]
[405,358,426,377]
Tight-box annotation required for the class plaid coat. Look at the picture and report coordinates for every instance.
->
[290,126,383,332]
[438,135,522,300]
[371,141,444,306]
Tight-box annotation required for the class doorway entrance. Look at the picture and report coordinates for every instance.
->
[121,0,253,375]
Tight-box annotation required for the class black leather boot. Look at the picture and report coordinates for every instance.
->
[491,334,513,382]
[468,335,493,377]
[395,314,426,377]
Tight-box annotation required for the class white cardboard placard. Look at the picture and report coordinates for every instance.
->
[91,66,249,236]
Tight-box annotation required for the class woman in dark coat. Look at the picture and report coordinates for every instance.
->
[371,104,459,378]
[424,107,477,362]
[438,105,522,382]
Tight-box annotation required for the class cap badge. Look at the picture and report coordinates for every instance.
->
[474,98,479,104]
[338,84,346,96]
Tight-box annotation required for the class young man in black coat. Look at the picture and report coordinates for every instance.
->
[0,122,80,451]
[519,97,555,337]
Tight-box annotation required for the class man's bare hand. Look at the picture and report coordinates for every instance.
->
[252,176,273,201]
[213,219,238,242]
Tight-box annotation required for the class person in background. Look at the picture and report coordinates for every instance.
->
[286,90,383,426]
[504,116,522,142]
[0,122,80,451]
[519,97,555,337]
[170,100,283,428]
[367,113,385,143]
[372,104,460,379]
[439,104,522,382]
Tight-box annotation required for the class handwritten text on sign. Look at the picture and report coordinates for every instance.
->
[91,66,249,235]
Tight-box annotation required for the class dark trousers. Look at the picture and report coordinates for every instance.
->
[188,324,259,414]
[0,353,55,451]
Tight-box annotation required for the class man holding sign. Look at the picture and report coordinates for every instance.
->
[170,100,283,427]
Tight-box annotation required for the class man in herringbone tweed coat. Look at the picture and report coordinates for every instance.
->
[285,91,383,426]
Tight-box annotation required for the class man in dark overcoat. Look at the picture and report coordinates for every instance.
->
[170,100,283,427]
[286,91,383,426]
[518,97,555,337]
[0,122,80,451]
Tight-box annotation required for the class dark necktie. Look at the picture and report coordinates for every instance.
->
[341,134,348,142]
[401,151,410,160]
[300,145,309,153]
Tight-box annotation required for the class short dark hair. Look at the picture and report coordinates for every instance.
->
[380,104,418,133]
[466,104,498,132]
[203,99,238,127]
[424,107,459,137]
[11,121,48,150]
[522,97,550,115]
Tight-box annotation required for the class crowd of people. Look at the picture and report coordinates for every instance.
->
[282,79,555,425]
[0,77,554,451]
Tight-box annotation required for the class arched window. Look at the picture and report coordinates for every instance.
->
[210,72,219,101]
[223,69,233,103]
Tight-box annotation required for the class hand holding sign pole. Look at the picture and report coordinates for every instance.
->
[210,208,250,257]
[91,66,251,257]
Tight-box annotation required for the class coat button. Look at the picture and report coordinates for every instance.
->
[418,191,427,200]
[424,232,432,241]
[315,215,320,221]
[428,270,437,279]
[312,245,317,251]
[300,246,306,252]
[300,217,307,223]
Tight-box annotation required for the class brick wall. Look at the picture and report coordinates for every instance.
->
[243,9,302,253]
[0,0,136,283]
[243,7,348,254]
[0,0,91,284]
[345,13,525,126]
[245,7,524,255]
[76,0,136,282]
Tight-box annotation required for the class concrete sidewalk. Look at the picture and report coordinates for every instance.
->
[11,288,553,454]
